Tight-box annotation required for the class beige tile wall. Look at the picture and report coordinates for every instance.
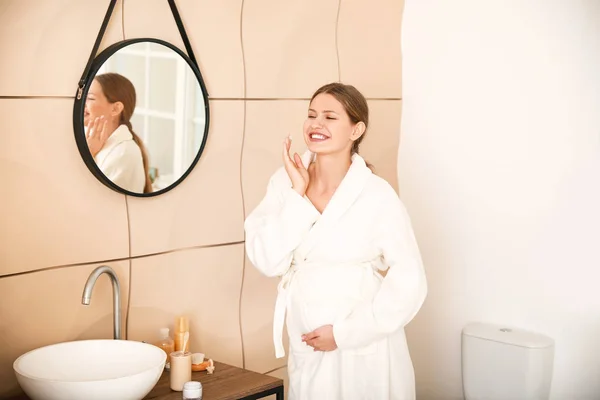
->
[0,0,403,398]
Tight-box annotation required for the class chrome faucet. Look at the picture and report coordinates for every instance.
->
[81,265,122,340]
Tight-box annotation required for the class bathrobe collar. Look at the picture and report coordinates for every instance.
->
[296,149,372,257]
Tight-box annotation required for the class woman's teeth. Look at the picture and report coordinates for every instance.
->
[310,133,327,140]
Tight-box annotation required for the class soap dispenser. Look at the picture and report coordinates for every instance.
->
[155,328,175,370]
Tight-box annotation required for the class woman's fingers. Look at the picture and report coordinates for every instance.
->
[307,338,322,351]
[302,331,318,342]
[87,118,98,139]
[90,117,101,139]
[93,117,100,134]
[99,119,109,141]
[282,140,292,166]
[303,330,320,350]
[286,135,293,153]
[293,153,304,171]
[282,136,298,167]
[85,117,108,158]
[282,134,309,196]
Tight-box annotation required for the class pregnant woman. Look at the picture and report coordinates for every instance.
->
[244,82,427,399]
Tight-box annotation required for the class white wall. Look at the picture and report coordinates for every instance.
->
[399,1,600,399]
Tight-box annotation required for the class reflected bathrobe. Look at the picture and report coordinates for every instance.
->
[244,151,427,400]
[94,124,145,193]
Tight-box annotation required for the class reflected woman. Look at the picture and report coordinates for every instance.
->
[84,72,152,193]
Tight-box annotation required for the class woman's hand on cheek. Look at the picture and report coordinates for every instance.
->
[282,135,309,196]
[86,116,109,158]
[302,325,338,352]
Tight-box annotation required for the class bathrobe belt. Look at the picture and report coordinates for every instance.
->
[272,258,382,358]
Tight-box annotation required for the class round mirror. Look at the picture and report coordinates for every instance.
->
[73,39,209,197]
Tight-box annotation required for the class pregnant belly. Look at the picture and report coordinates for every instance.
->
[287,264,380,333]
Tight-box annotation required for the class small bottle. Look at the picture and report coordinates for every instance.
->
[174,316,190,353]
[155,328,174,370]
[183,381,203,399]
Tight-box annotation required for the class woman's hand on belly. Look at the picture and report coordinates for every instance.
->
[302,325,338,352]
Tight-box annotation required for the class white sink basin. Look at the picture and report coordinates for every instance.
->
[13,339,166,400]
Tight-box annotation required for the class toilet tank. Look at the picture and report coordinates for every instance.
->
[462,322,554,400]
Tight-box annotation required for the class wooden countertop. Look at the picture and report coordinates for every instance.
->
[9,361,284,400]
[144,361,284,400]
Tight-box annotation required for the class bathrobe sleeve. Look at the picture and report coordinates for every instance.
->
[333,187,427,349]
[244,169,321,277]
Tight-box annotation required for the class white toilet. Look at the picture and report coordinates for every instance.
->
[462,322,555,400]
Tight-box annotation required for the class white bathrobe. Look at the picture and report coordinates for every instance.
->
[94,124,146,193]
[244,151,427,400]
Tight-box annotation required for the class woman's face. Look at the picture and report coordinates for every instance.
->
[84,80,120,127]
[303,93,359,155]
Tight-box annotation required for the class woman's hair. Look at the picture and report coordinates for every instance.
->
[94,73,153,193]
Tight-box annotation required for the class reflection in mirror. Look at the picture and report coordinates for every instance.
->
[81,41,208,195]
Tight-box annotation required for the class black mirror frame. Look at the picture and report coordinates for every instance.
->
[72,38,210,197]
